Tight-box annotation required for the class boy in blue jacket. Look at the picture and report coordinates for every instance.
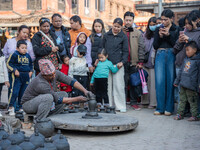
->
[174,41,200,121]
[7,40,33,115]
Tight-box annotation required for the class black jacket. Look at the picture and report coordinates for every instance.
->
[153,23,179,50]
[103,29,128,65]
[32,31,64,72]
[50,25,71,58]
[90,34,103,65]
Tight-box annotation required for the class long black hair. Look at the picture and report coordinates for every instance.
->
[90,19,105,43]
[145,17,157,40]
[185,10,200,28]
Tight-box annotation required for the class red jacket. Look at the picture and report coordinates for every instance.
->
[60,64,72,92]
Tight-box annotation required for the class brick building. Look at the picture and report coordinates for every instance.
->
[0,0,135,42]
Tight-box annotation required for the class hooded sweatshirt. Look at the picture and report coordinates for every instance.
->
[174,53,200,92]
[69,24,91,47]
[70,32,92,67]
[174,27,200,67]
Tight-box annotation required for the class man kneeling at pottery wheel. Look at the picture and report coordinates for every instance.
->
[21,59,92,121]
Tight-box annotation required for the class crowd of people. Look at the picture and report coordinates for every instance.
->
[0,9,199,122]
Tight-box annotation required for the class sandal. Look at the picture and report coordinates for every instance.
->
[174,114,183,120]
[187,116,199,121]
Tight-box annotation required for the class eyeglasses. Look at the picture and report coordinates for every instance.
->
[39,18,50,24]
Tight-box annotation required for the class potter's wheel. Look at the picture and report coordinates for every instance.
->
[48,113,138,132]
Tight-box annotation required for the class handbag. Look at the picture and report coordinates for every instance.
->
[139,69,148,94]
[130,69,148,86]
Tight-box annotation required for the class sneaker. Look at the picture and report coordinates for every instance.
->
[164,111,172,116]
[18,109,23,112]
[8,107,15,116]
[120,109,127,113]
[154,111,162,115]
[131,105,141,111]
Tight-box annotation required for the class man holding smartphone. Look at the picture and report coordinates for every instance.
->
[123,11,145,110]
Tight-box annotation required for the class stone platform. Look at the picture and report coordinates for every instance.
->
[49,113,138,132]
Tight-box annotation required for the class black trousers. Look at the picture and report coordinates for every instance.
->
[124,63,142,105]
[95,78,109,104]
[72,75,88,97]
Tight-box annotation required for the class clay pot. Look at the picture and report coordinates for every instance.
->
[53,135,70,150]
[8,129,24,145]
[34,118,54,138]
[106,107,111,113]
[88,99,97,112]
[44,139,57,150]
[15,111,24,120]
[74,106,80,113]
[110,106,116,114]
[0,135,11,150]
[99,106,106,113]
[51,130,66,142]
[0,126,9,140]
[35,143,48,150]
[16,128,25,139]
[31,128,45,140]
[19,137,36,150]
[6,140,22,150]
[30,132,45,148]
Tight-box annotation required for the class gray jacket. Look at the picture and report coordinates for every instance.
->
[173,27,200,67]
[174,53,200,92]
[21,70,76,104]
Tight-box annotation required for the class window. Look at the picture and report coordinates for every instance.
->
[58,0,65,12]
[109,2,112,15]
[95,0,104,11]
[117,5,119,16]
[72,0,78,14]
[84,0,90,16]
[95,0,98,10]
[84,0,89,8]
[27,0,42,10]
[0,0,12,11]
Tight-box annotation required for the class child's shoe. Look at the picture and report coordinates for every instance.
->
[187,116,199,121]
[174,114,184,120]
[8,107,15,116]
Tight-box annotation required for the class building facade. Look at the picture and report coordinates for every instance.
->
[0,0,135,42]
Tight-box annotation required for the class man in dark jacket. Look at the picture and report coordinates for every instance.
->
[51,13,71,58]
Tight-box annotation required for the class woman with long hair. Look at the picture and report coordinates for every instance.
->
[141,17,157,108]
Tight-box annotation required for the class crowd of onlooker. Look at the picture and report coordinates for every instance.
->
[0,8,199,122]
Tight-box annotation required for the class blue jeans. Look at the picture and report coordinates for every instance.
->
[155,49,175,113]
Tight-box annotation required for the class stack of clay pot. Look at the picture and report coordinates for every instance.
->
[0,126,70,150]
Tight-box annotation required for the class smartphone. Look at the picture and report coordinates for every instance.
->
[124,26,133,32]
[179,31,184,35]
[160,24,164,28]
[127,27,133,32]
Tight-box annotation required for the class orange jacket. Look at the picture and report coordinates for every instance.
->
[69,24,91,47]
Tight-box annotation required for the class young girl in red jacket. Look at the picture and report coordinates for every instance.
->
[60,55,72,94]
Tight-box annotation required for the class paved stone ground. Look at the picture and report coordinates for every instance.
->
[1,86,200,150]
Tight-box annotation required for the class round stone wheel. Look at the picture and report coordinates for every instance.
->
[48,113,138,132]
